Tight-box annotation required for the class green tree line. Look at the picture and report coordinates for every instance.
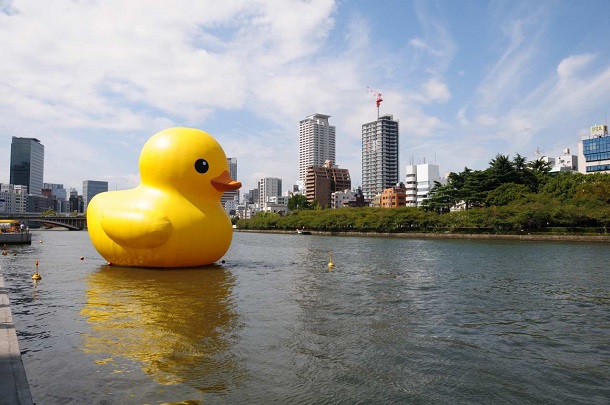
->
[237,154,610,234]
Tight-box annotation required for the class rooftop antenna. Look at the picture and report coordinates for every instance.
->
[366,86,383,119]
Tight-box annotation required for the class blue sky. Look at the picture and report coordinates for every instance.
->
[1,0,610,194]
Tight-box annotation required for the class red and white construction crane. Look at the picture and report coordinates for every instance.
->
[367,86,383,118]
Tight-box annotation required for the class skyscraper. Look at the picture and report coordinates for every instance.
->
[83,180,108,212]
[298,114,336,187]
[362,114,399,201]
[258,177,282,208]
[10,137,44,196]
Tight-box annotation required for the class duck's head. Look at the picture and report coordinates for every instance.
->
[139,127,241,200]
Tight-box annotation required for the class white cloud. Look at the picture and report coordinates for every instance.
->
[422,78,450,103]
[476,13,543,111]
[409,37,432,52]
[557,54,595,82]
[0,0,344,191]
[2,0,608,196]
[476,114,498,126]
[457,107,469,125]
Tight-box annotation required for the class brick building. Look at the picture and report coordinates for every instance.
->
[305,161,351,208]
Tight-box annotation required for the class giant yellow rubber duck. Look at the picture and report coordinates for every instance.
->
[87,127,241,268]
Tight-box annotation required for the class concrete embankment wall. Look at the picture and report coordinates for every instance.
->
[0,273,34,405]
[235,229,610,243]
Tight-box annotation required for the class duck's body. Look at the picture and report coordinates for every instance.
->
[87,127,241,268]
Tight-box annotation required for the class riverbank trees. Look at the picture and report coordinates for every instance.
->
[236,155,610,234]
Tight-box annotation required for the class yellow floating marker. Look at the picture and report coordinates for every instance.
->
[32,259,41,280]
[328,252,334,270]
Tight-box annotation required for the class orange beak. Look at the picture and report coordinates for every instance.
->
[211,170,242,192]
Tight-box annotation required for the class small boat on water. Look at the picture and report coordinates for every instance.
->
[295,227,311,235]
[0,220,32,245]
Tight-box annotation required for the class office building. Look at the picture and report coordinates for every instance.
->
[542,149,578,173]
[331,188,365,209]
[10,137,44,196]
[221,158,239,207]
[43,183,68,213]
[0,185,15,213]
[578,124,610,173]
[362,114,399,202]
[246,188,259,205]
[304,160,351,208]
[83,180,108,212]
[69,188,83,213]
[43,183,67,201]
[261,195,289,214]
[380,183,407,208]
[405,164,446,207]
[258,177,282,208]
[299,114,336,187]
[0,184,28,213]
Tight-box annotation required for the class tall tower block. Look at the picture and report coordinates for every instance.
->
[298,114,336,187]
[361,114,399,201]
[10,137,44,196]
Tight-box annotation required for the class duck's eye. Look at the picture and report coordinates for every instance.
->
[194,159,209,174]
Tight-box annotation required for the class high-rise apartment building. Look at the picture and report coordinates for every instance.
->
[83,180,108,212]
[299,114,336,187]
[10,137,44,196]
[578,124,610,173]
[258,177,282,208]
[362,114,399,201]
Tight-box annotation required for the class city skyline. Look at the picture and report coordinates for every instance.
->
[2,1,610,193]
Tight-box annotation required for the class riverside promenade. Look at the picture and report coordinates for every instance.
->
[0,274,33,405]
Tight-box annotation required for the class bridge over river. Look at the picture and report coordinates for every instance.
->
[0,215,87,231]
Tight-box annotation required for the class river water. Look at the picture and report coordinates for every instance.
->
[1,230,609,404]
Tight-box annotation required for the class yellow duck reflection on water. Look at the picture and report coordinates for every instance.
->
[80,265,243,392]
